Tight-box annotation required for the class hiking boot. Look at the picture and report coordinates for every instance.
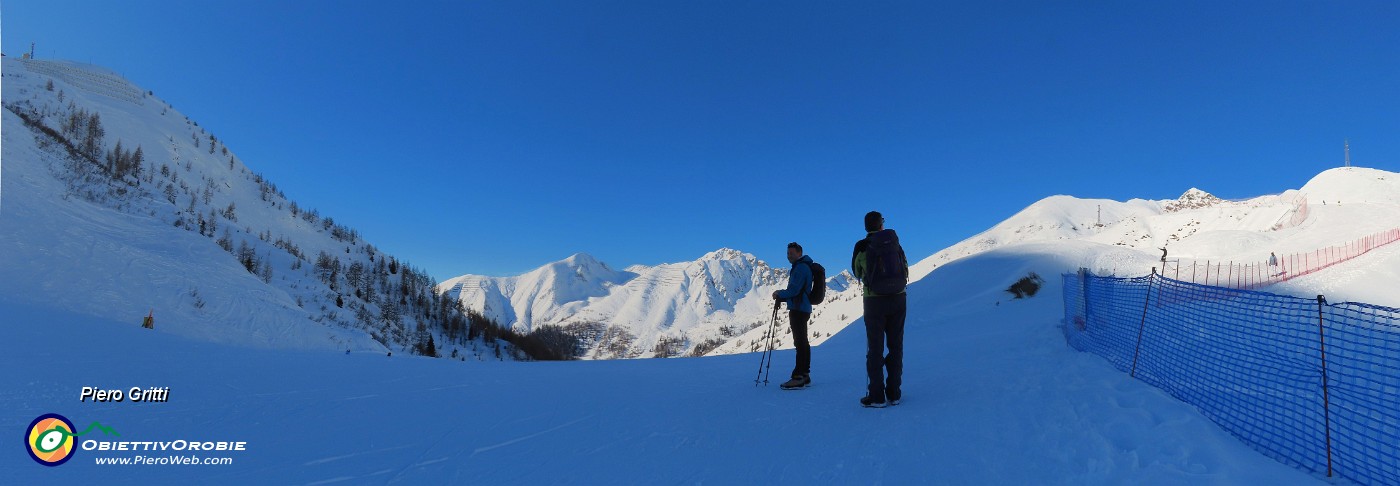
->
[860,395,887,408]
[780,375,810,390]
[887,391,901,406]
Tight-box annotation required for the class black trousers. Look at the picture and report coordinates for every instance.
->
[790,310,811,377]
[864,293,906,400]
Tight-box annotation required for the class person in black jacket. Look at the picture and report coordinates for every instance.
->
[851,211,908,408]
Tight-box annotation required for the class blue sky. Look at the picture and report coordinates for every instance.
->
[5,1,1398,280]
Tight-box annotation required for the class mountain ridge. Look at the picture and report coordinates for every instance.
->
[1,57,523,360]
[440,248,864,359]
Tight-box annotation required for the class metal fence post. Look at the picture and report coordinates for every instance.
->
[1316,294,1334,478]
[1130,269,1156,379]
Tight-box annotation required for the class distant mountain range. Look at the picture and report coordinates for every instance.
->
[440,248,863,359]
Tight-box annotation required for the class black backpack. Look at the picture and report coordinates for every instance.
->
[863,229,907,295]
[805,261,826,305]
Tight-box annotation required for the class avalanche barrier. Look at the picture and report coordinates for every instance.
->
[1062,269,1400,485]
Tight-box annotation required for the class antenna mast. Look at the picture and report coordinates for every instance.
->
[1344,139,1350,167]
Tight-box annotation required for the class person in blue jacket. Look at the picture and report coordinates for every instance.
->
[772,242,814,389]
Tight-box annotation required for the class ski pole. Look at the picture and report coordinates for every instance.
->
[754,320,768,386]
[755,301,776,385]
[762,300,780,385]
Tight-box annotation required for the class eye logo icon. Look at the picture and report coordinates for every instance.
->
[26,414,77,466]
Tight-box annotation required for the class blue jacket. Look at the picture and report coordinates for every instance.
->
[776,255,814,313]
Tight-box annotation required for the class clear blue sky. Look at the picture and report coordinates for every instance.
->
[5,1,1398,280]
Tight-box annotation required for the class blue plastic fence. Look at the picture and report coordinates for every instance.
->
[1062,270,1400,485]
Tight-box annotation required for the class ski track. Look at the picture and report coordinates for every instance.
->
[470,415,594,456]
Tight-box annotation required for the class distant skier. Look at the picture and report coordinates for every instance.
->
[852,211,908,408]
[772,242,814,390]
[1269,252,1279,276]
[1159,246,1168,263]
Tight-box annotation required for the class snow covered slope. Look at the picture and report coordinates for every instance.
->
[0,237,1321,484]
[909,167,1400,302]
[1268,168,1400,305]
[441,248,865,359]
[1,58,507,358]
[1300,166,1400,205]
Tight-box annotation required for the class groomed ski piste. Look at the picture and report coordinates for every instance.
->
[6,56,1400,483]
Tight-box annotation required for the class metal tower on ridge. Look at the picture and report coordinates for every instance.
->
[1344,139,1350,167]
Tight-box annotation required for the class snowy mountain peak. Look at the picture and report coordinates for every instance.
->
[551,252,620,280]
[679,248,777,284]
[699,247,751,262]
[1300,166,1400,205]
[440,246,861,358]
[562,252,604,267]
[1164,188,1222,212]
[1179,187,1216,200]
[826,269,858,292]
